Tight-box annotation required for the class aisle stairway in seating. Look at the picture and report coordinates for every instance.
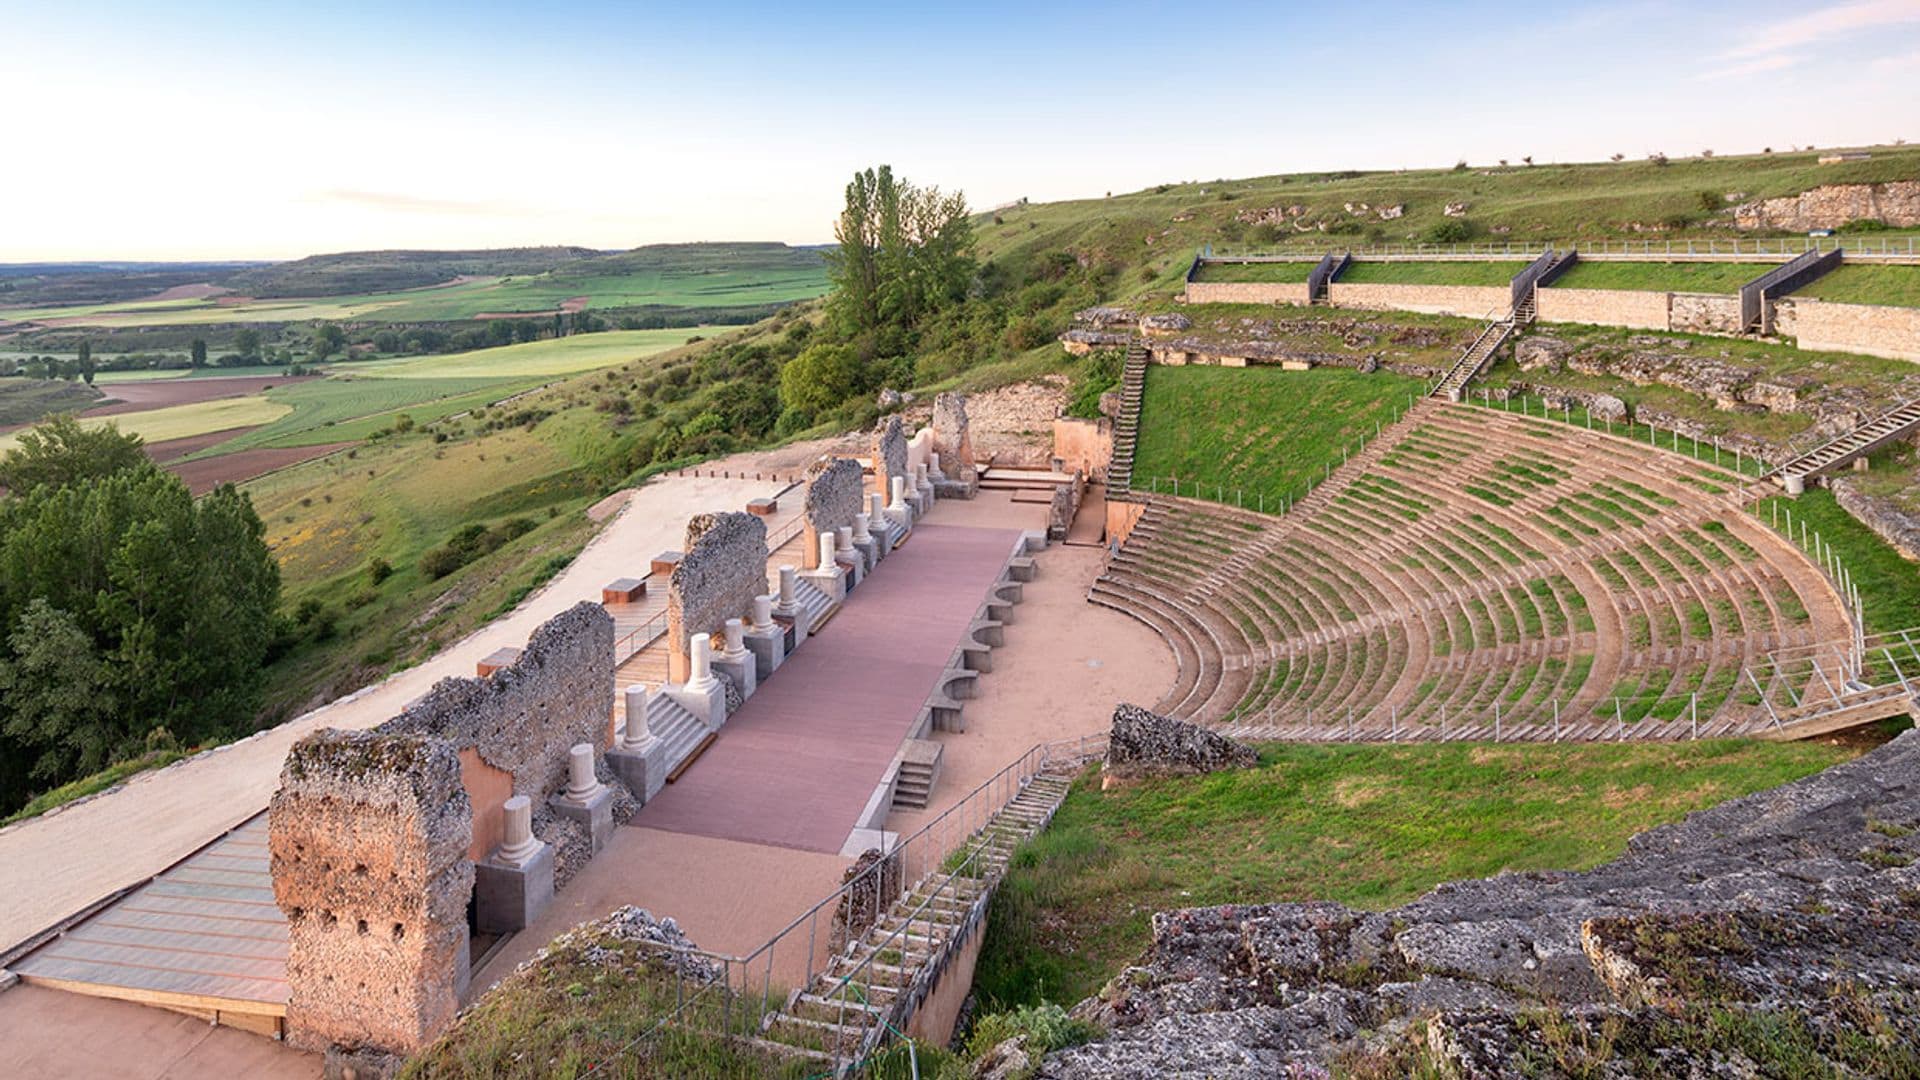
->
[751,773,1074,1068]
[1105,341,1149,497]
[1431,305,1519,402]
[1769,396,1920,486]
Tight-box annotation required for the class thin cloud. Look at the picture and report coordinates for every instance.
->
[1701,0,1920,77]
[314,188,523,217]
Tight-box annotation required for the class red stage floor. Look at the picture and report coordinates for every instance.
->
[636,524,1021,853]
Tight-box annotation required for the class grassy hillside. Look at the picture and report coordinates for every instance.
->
[225,246,598,297]
[971,145,1920,301]
[973,738,1861,1011]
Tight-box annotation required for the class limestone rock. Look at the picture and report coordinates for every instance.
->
[877,387,905,411]
[804,456,865,540]
[1139,312,1191,334]
[1512,336,1569,373]
[1072,306,1140,329]
[1733,180,1920,231]
[1443,201,1470,217]
[1098,390,1122,419]
[1833,475,1920,562]
[1377,204,1404,220]
[669,511,768,652]
[974,1035,1034,1080]
[1105,703,1256,779]
[1042,730,1920,1077]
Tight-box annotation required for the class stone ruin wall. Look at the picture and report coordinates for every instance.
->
[1325,282,1510,319]
[1733,180,1920,231]
[873,415,910,507]
[1182,281,1311,306]
[378,601,615,855]
[1668,292,1745,336]
[930,392,974,473]
[1048,472,1084,541]
[667,510,768,682]
[803,456,865,569]
[1052,418,1111,480]
[1773,297,1920,363]
[269,730,473,1057]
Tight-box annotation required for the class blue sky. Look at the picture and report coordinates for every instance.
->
[5,0,1917,260]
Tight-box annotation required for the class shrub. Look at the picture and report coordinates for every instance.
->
[1423,219,1473,244]
[366,558,393,586]
[963,1003,1098,1067]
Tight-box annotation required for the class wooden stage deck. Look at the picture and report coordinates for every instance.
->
[10,813,288,1036]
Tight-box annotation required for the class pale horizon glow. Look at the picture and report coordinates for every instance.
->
[4,0,1918,263]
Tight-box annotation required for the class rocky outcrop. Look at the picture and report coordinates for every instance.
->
[1105,704,1256,779]
[1041,730,1920,1078]
[1833,474,1920,562]
[1139,313,1191,334]
[1733,181,1920,231]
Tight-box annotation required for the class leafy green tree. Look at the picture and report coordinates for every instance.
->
[233,328,261,360]
[0,415,146,494]
[189,339,208,368]
[778,341,864,415]
[825,165,976,340]
[0,465,279,809]
[309,322,346,362]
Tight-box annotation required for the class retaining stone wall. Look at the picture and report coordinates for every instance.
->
[1773,297,1920,362]
[1669,292,1744,335]
[1325,283,1509,318]
[1535,288,1672,331]
[1182,281,1310,306]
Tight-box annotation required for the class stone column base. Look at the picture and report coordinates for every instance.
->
[473,845,554,933]
[607,740,664,803]
[745,627,785,679]
[664,680,728,730]
[549,788,615,855]
[712,654,756,701]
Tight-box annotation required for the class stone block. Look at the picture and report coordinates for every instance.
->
[549,787,615,855]
[651,550,683,576]
[606,743,662,804]
[476,646,521,678]
[746,497,779,516]
[745,626,785,680]
[474,844,553,934]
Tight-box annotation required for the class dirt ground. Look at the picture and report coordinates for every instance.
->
[82,374,315,418]
[0,985,317,1080]
[166,442,355,494]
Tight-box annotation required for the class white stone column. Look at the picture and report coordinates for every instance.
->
[890,476,907,509]
[870,492,886,524]
[818,532,838,568]
[563,744,603,805]
[752,594,775,634]
[722,617,748,661]
[776,565,798,616]
[931,451,943,478]
[687,632,718,692]
[853,512,872,544]
[835,525,853,554]
[497,795,540,867]
[621,685,650,748]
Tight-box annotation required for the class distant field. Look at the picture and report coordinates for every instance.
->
[1134,365,1424,509]
[1791,264,1920,308]
[350,329,696,378]
[0,394,288,454]
[1,262,827,327]
[1336,260,1528,286]
[1549,261,1776,293]
[1190,261,1316,283]
[0,379,103,425]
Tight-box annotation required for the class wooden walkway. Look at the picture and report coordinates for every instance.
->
[10,813,287,1036]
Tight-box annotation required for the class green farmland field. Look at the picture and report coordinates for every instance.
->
[351,329,696,378]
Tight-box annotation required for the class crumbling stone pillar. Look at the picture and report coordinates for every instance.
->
[930,391,978,498]
[666,511,768,684]
[270,730,474,1059]
[873,415,911,517]
[801,456,865,571]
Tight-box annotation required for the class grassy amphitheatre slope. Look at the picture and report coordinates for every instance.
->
[973,739,1859,1011]
[1334,260,1528,286]
[1549,260,1779,293]
[1132,365,1424,507]
[1792,263,1920,307]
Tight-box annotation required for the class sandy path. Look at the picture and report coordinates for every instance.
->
[0,985,316,1080]
[0,474,784,955]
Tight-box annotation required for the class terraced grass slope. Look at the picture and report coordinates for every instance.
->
[1098,398,1850,735]
[973,738,1860,1011]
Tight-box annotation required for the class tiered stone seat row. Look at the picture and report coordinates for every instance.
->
[1094,404,1847,738]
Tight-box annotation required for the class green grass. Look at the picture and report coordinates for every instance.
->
[971,739,1860,1012]
[1133,365,1424,511]
[1336,260,1527,286]
[1,748,193,825]
[350,329,695,378]
[1550,261,1777,293]
[1760,489,1920,633]
[205,377,522,451]
[1190,260,1316,283]
[1791,264,1920,308]
[0,377,105,425]
[0,394,290,454]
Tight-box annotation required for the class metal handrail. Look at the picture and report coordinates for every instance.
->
[1201,236,1920,263]
[611,519,813,668]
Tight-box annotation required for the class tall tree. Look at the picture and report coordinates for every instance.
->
[190,339,207,368]
[233,328,261,360]
[309,322,345,362]
[0,415,147,495]
[824,166,975,341]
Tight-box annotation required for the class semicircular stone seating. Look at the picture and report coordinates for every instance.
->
[1090,401,1853,741]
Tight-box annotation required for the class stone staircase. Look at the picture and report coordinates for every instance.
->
[794,576,839,632]
[753,773,1075,1069]
[889,754,937,811]
[1106,341,1149,496]
[630,693,710,766]
[1431,306,1517,402]
[1769,396,1920,487]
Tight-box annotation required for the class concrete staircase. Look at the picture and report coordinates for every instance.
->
[635,694,710,767]
[1431,307,1517,402]
[1769,396,1920,488]
[889,755,937,811]
[753,773,1075,1069]
[1106,342,1149,497]
[794,576,839,632]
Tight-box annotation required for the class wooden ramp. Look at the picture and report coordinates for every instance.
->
[10,813,288,1037]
